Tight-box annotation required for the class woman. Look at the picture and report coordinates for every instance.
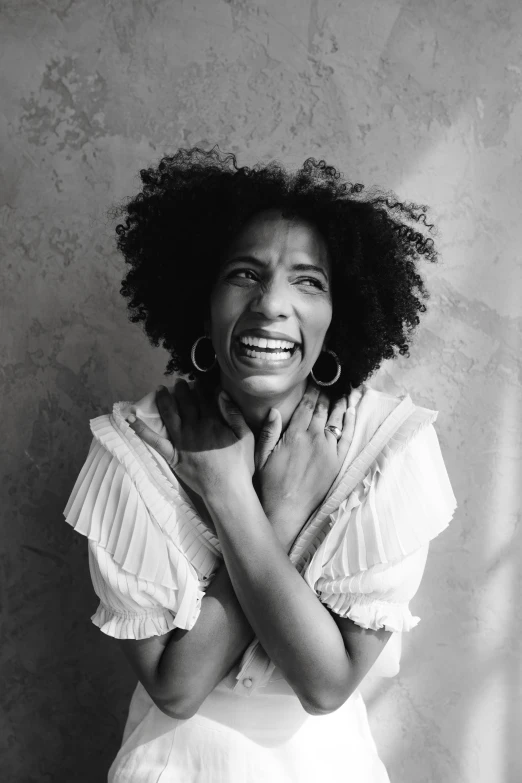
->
[64,147,457,781]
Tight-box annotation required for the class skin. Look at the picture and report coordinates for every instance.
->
[120,210,392,719]
[208,208,333,435]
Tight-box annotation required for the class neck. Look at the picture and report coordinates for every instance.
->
[220,376,308,437]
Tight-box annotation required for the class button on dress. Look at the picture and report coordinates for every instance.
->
[64,383,457,782]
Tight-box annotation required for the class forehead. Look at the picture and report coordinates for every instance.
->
[225,210,330,269]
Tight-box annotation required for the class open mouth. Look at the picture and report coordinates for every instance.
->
[235,335,300,363]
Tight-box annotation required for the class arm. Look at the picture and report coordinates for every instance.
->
[122,382,390,717]
[203,480,390,716]
[118,559,255,719]
[117,502,389,719]
[118,519,299,720]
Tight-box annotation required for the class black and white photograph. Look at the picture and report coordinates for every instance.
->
[1,1,520,781]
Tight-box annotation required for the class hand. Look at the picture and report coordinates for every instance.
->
[254,380,355,541]
[126,380,255,499]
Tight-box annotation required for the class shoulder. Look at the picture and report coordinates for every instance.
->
[305,387,455,584]
[352,381,438,418]
[112,381,179,422]
[347,382,439,459]
[90,380,185,443]
[65,380,220,589]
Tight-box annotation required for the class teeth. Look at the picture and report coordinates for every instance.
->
[243,348,292,360]
[239,335,296,349]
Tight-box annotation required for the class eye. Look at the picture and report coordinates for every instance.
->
[226,268,258,283]
[297,277,326,290]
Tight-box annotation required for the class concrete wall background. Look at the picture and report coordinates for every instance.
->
[1,1,521,781]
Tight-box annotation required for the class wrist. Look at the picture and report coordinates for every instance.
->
[263,498,302,526]
[204,474,255,515]
[266,507,306,550]
[272,526,299,554]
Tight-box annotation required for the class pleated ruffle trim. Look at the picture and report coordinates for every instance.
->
[91,602,180,640]
[65,386,456,643]
[319,592,420,633]
[303,407,457,632]
[64,409,215,630]
[111,400,222,560]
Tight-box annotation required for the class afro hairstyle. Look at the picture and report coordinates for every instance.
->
[114,145,438,394]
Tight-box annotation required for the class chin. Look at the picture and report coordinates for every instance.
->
[229,374,303,400]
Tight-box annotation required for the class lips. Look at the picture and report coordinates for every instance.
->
[233,335,301,369]
[231,328,302,372]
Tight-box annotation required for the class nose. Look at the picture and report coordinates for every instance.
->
[248,278,293,320]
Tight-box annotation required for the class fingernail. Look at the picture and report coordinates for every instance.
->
[268,408,278,422]
[126,414,136,424]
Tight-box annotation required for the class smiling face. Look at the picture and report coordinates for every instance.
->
[209,209,333,403]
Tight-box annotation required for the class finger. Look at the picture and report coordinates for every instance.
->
[156,385,182,439]
[337,399,356,462]
[326,394,348,431]
[126,414,177,466]
[308,390,330,432]
[172,379,199,424]
[217,391,251,440]
[192,378,212,417]
[323,394,347,446]
[255,407,282,470]
[288,379,320,431]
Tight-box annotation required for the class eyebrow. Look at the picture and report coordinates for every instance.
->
[223,255,329,282]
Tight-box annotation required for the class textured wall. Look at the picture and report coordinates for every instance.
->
[1,1,521,781]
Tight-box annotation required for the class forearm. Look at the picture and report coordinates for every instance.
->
[205,482,351,714]
[157,559,257,716]
[157,524,298,717]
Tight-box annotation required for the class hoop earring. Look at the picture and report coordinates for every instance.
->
[310,349,341,387]
[191,335,217,372]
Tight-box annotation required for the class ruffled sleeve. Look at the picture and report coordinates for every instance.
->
[64,435,206,640]
[303,420,457,634]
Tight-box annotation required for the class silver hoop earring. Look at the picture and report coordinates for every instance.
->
[310,349,341,387]
[191,335,217,372]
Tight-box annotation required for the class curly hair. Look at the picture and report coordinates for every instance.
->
[114,145,438,394]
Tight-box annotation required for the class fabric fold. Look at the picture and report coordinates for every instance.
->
[91,603,179,640]
[302,415,457,635]
[64,431,210,633]
[66,407,220,574]
[112,400,223,562]
[64,437,184,590]
[64,382,457,684]
[304,417,456,591]
[319,593,420,633]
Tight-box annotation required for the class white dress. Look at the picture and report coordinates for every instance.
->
[64,383,457,782]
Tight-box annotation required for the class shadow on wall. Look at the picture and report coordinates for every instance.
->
[364,241,521,780]
[356,4,522,781]
[6,348,138,777]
